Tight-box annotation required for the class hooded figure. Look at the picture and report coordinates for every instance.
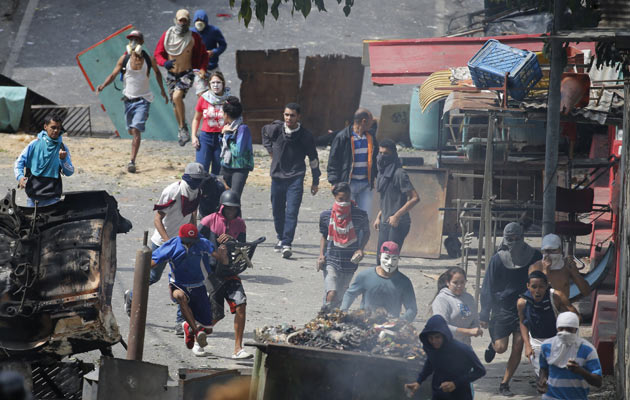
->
[191,9,227,71]
[414,315,485,400]
[498,222,536,269]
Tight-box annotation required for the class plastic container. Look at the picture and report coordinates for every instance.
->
[409,87,446,150]
[468,39,543,101]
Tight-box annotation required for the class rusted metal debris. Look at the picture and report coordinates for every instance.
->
[0,190,132,360]
[255,309,426,360]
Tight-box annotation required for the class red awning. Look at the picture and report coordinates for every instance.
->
[368,34,595,85]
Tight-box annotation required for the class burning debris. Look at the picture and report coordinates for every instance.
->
[255,309,425,360]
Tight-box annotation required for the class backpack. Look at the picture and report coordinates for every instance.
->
[119,50,152,80]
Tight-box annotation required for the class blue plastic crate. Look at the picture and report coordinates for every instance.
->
[468,39,543,101]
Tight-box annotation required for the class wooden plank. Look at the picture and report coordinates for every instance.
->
[366,168,448,259]
[299,55,364,137]
[236,49,300,144]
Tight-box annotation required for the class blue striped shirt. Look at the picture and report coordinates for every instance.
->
[351,132,368,181]
[539,339,602,400]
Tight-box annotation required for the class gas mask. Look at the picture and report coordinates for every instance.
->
[210,80,224,94]
[380,253,399,273]
[195,21,206,31]
[126,40,142,55]
[547,253,564,270]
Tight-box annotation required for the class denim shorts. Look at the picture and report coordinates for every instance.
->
[124,98,150,132]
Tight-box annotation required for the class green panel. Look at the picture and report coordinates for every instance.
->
[77,26,178,141]
[0,86,27,132]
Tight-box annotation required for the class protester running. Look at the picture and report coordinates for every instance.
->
[191,9,227,96]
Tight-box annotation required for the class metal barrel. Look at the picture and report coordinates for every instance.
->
[126,231,152,360]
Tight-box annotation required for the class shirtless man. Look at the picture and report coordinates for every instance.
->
[98,30,168,172]
[529,233,591,299]
[155,9,209,146]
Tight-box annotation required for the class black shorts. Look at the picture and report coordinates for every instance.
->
[207,275,247,323]
[489,308,520,341]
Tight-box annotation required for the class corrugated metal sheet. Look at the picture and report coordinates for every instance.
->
[367,34,595,85]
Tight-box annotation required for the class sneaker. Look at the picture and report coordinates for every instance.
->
[196,329,207,348]
[232,349,253,359]
[499,382,514,397]
[192,342,206,357]
[274,241,282,252]
[127,161,136,173]
[484,342,496,363]
[178,125,191,146]
[282,246,292,259]
[174,323,184,337]
[182,322,194,349]
[123,290,132,317]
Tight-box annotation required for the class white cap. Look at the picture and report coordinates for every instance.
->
[541,234,562,251]
[556,311,579,329]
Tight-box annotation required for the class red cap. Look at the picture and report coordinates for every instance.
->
[178,223,198,239]
[126,30,144,41]
[380,241,400,255]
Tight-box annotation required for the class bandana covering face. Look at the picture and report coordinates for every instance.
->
[548,254,565,270]
[202,86,231,106]
[376,151,402,193]
[380,253,399,273]
[548,312,581,368]
[164,25,192,56]
[497,222,535,269]
[327,201,357,247]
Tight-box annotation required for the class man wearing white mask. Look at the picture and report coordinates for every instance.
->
[529,233,591,299]
[191,9,227,96]
[341,241,417,322]
[97,30,168,173]
[537,311,602,399]
[155,9,209,146]
[479,222,542,396]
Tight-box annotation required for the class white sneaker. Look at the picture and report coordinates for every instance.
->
[282,246,292,259]
[192,342,206,357]
[231,349,253,359]
[274,241,282,252]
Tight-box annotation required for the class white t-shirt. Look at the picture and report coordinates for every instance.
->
[150,181,199,246]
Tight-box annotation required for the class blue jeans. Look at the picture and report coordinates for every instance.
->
[271,175,304,246]
[349,179,373,216]
[130,243,183,323]
[27,197,60,207]
[196,131,222,175]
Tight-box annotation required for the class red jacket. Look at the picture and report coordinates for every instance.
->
[154,30,209,71]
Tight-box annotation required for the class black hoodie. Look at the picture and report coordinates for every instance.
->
[417,315,486,400]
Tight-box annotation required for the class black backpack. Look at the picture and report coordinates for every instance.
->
[120,50,152,79]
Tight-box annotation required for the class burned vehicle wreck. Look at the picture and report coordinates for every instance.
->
[0,190,131,360]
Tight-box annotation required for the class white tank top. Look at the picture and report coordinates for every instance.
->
[122,57,154,102]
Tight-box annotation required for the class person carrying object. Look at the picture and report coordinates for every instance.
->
[537,311,602,399]
[14,113,74,207]
[404,314,486,400]
[517,270,577,377]
[318,182,370,311]
[97,29,168,173]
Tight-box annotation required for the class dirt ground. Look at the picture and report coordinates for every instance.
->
[0,134,617,399]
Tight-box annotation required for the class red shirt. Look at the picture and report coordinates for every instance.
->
[195,96,225,133]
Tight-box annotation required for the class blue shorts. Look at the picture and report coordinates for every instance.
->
[124,98,150,132]
[169,283,213,327]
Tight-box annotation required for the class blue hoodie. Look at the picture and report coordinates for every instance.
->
[191,10,227,70]
[416,315,486,400]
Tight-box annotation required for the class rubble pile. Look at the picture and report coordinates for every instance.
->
[255,309,425,360]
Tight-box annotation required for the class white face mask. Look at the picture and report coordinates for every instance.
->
[380,253,399,273]
[548,253,564,270]
[557,330,579,345]
[210,80,224,94]
[195,21,206,31]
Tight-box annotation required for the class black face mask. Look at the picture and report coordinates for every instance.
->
[182,174,202,190]
[174,23,189,35]
[377,153,397,171]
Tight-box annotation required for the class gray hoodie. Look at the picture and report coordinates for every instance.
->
[431,287,480,345]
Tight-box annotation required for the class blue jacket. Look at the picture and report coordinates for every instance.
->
[191,10,227,70]
[417,315,485,400]
[152,237,214,287]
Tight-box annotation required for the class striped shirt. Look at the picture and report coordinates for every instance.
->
[539,339,602,400]
[351,132,368,181]
[319,206,370,272]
